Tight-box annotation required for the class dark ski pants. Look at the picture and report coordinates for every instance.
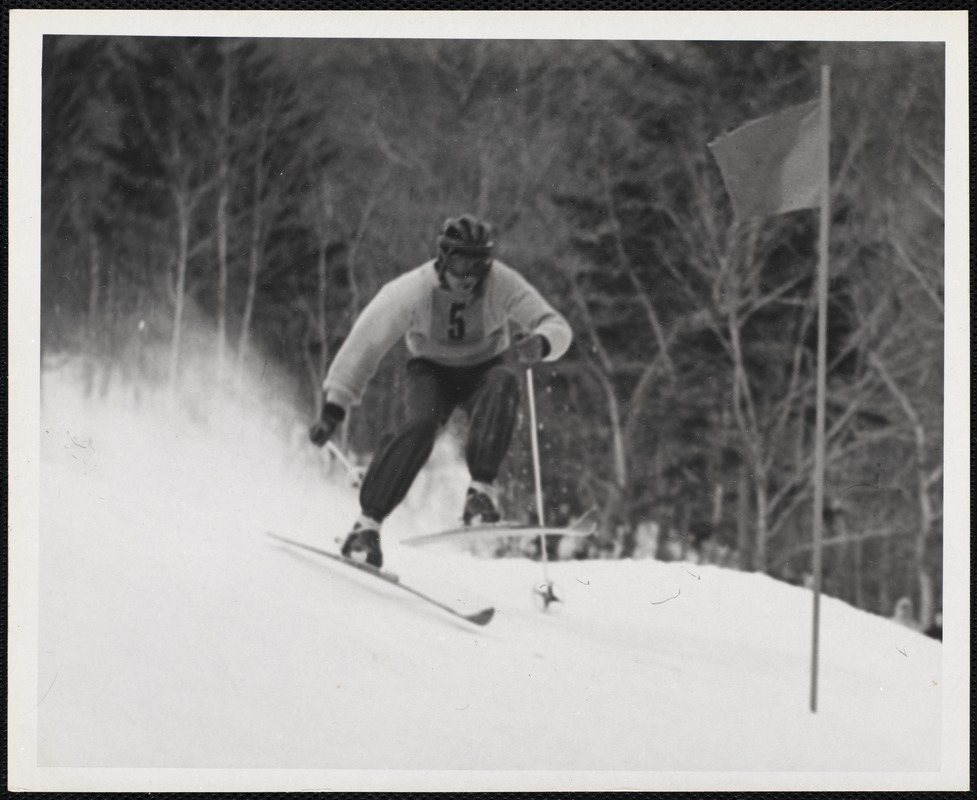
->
[359,356,520,522]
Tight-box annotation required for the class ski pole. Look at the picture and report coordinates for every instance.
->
[525,366,555,601]
[326,440,363,488]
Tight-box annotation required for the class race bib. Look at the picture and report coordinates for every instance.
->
[429,291,486,345]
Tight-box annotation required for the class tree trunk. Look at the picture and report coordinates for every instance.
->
[653,448,668,560]
[236,110,270,386]
[236,259,257,378]
[870,352,938,627]
[711,482,724,538]
[345,168,390,322]
[83,229,101,398]
[310,229,329,412]
[476,147,491,219]
[299,179,334,417]
[215,156,229,372]
[878,533,892,615]
[590,364,627,541]
[214,44,234,383]
[215,188,229,381]
[837,511,865,609]
[98,257,117,399]
[915,468,935,629]
[753,472,769,572]
[917,570,934,632]
[677,504,689,560]
[237,241,259,379]
[169,192,190,391]
[736,461,751,570]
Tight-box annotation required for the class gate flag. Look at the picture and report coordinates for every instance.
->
[708,70,833,714]
[708,100,823,219]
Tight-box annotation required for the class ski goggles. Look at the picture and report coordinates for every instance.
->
[443,251,493,281]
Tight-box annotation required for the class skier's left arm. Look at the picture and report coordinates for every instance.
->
[504,272,573,363]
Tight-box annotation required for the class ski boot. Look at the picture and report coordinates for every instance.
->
[340,519,383,569]
[462,481,501,525]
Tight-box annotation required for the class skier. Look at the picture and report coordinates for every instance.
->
[308,214,572,569]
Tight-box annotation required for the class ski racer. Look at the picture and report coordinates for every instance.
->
[308,214,573,568]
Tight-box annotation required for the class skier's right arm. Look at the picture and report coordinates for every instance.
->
[309,281,412,446]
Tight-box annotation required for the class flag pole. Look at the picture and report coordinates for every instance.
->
[810,64,831,714]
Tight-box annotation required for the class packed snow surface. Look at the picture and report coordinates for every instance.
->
[32,366,943,788]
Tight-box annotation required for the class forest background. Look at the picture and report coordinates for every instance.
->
[39,36,945,628]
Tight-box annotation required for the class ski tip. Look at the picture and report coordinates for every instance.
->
[466,607,496,626]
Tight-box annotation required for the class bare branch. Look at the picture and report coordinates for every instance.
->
[597,158,676,378]
[888,237,944,316]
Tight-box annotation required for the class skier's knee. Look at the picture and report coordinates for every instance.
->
[466,367,520,481]
[482,366,520,404]
[480,370,519,420]
[400,416,439,449]
[360,417,439,520]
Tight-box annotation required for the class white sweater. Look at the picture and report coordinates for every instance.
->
[323,260,572,410]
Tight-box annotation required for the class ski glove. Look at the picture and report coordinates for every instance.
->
[513,332,550,365]
[309,401,346,447]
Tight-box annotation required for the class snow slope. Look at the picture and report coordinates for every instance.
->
[22,365,953,790]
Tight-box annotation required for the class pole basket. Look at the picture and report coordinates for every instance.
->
[532,580,563,612]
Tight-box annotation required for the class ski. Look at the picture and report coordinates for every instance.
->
[265,531,495,627]
[401,508,598,548]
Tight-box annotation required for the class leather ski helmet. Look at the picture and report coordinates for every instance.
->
[435,214,495,289]
[438,214,494,256]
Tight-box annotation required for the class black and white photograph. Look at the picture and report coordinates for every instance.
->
[7,9,969,793]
